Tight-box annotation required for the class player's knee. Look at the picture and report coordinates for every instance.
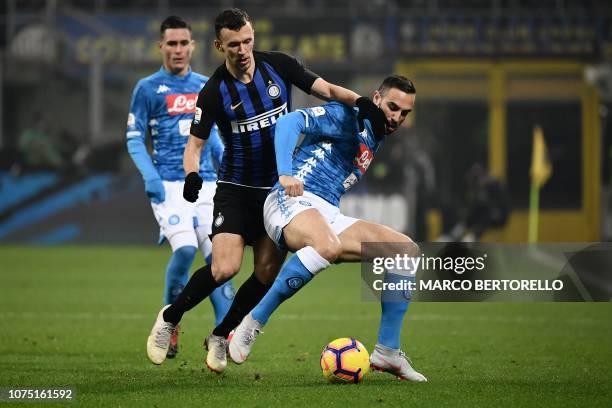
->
[313,235,342,263]
[393,234,420,258]
[253,263,279,284]
[173,245,197,264]
[211,261,240,282]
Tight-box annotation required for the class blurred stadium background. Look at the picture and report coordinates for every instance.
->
[1,0,611,245]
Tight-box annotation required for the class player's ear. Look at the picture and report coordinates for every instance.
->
[372,90,382,106]
[214,39,223,52]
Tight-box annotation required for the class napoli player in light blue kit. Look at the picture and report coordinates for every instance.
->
[127,16,234,360]
[229,75,427,381]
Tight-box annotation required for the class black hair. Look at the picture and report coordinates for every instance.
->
[378,75,416,96]
[214,8,251,39]
[160,15,191,37]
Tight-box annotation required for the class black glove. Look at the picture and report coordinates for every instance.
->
[183,172,203,202]
[356,96,388,138]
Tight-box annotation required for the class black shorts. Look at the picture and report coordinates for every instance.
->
[210,182,271,245]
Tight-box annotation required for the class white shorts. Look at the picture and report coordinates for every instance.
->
[263,190,359,248]
[151,180,216,248]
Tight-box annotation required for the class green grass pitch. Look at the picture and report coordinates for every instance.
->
[1,246,611,407]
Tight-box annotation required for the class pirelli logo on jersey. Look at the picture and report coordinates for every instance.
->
[231,103,288,133]
[166,93,198,115]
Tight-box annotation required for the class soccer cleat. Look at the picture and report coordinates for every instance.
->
[166,324,180,359]
[369,344,428,382]
[228,313,262,364]
[204,334,229,373]
[146,305,176,365]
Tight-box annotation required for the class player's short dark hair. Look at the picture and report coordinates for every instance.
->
[214,8,251,39]
[378,75,416,96]
[160,15,191,37]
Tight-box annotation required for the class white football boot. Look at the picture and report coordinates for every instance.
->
[204,334,229,373]
[146,305,176,365]
[228,313,262,364]
[370,343,428,382]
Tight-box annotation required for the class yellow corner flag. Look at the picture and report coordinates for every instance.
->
[530,125,552,188]
[528,125,553,242]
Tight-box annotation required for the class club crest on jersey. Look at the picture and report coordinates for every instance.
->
[267,83,281,99]
[231,103,287,133]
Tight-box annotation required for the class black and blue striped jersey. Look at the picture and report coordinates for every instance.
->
[190,51,319,188]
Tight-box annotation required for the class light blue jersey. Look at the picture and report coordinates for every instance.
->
[126,67,223,182]
[274,102,383,207]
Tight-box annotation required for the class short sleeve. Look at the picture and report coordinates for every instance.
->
[190,77,221,140]
[264,51,319,94]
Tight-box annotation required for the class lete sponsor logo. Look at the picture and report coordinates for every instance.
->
[353,143,373,173]
[166,93,198,115]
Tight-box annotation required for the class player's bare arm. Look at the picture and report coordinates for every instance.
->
[310,78,389,137]
[310,78,360,104]
[183,134,205,174]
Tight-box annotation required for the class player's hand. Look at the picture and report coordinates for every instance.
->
[356,96,388,138]
[144,178,165,204]
[183,172,203,203]
[279,175,304,197]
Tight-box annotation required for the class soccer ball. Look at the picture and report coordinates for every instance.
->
[320,337,370,383]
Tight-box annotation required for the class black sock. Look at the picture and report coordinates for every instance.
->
[212,272,271,338]
[163,264,224,325]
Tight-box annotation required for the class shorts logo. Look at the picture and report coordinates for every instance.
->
[286,277,304,290]
[299,200,312,207]
[127,113,135,127]
[310,107,326,117]
[169,215,180,225]
[267,83,281,99]
[214,213,225,227]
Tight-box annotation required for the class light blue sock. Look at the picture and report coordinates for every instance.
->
[163,245,197,305]
[207,254,236,326]
[377,272,413,349]
[252,246,329,325]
